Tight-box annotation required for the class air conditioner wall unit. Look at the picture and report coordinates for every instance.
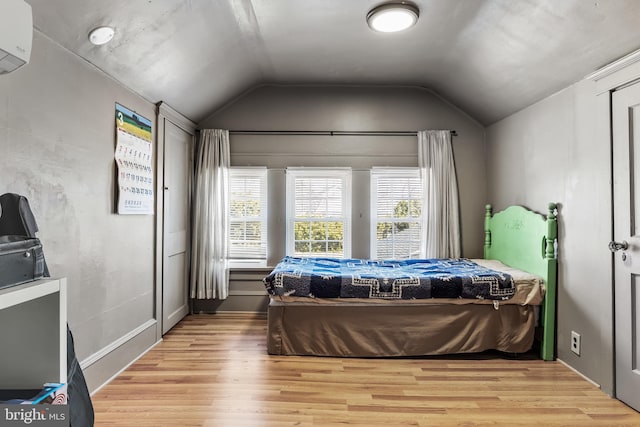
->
[0,0,33,74]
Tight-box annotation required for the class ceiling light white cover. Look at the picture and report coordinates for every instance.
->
[367,3,419,33]
[88,26,115,45]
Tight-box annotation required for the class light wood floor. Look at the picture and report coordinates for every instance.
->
[93,313,640,426]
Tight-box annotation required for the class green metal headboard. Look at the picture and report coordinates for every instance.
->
[484,203,558,361]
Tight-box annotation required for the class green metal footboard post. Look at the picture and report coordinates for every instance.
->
[541,203,558,361]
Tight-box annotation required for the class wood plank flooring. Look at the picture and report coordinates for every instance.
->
[92,313,640,426]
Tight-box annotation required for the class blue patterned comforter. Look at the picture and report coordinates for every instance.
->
[263,257,515,301]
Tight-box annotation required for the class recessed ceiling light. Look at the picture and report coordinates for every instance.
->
[367,2,419,33]
[88,26,115,46]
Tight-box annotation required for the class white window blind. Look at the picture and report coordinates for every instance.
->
[370,168,423,259]
[286,168,352,258]
[228,167,268,259]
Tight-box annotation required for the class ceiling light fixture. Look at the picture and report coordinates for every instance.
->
[367,2,419,33]
[88,26,115,46]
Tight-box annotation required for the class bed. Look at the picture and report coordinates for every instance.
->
[263,203,558,361]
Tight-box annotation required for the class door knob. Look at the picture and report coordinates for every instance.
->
[609,241,629,252]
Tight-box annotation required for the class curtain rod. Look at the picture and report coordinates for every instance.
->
[228,130,457,137]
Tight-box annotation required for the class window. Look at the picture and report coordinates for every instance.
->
[370,168,423,259]
[286,168,351,258]
[228,167,267,259]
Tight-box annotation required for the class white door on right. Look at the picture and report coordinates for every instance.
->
[612,82,640,412]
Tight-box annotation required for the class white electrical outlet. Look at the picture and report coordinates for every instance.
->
[571,331,581,356]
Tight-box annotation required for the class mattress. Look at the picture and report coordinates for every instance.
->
[265,257,544,305]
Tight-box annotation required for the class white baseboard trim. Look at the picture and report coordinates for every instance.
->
[79,319,159,393]
[213,310,267,314]
[80,319,157,369]
[228,290,267,296]
[89,338,162,396]
[557,358,601,389]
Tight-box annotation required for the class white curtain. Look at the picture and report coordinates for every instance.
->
[418,130,461,258]
[190,129,230,299]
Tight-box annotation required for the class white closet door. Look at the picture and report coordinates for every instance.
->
[162,120,193,334]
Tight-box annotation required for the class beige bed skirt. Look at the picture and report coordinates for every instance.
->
[267,297,536,357]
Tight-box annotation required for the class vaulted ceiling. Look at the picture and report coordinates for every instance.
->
[26,0,640,125]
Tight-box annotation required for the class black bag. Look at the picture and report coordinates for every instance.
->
[67,326,95,427]
[0,193,49,276]
[0,193,40,237]
[0,235,45,289]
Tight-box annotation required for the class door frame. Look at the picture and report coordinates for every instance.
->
[155,102,197,342]
[609,81,640,412]
[588,50,640,398]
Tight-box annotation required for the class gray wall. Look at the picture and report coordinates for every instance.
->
[0,32,158,390]
[202,85,487,263]
[486,79,613,393]
[199,85,487,313]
